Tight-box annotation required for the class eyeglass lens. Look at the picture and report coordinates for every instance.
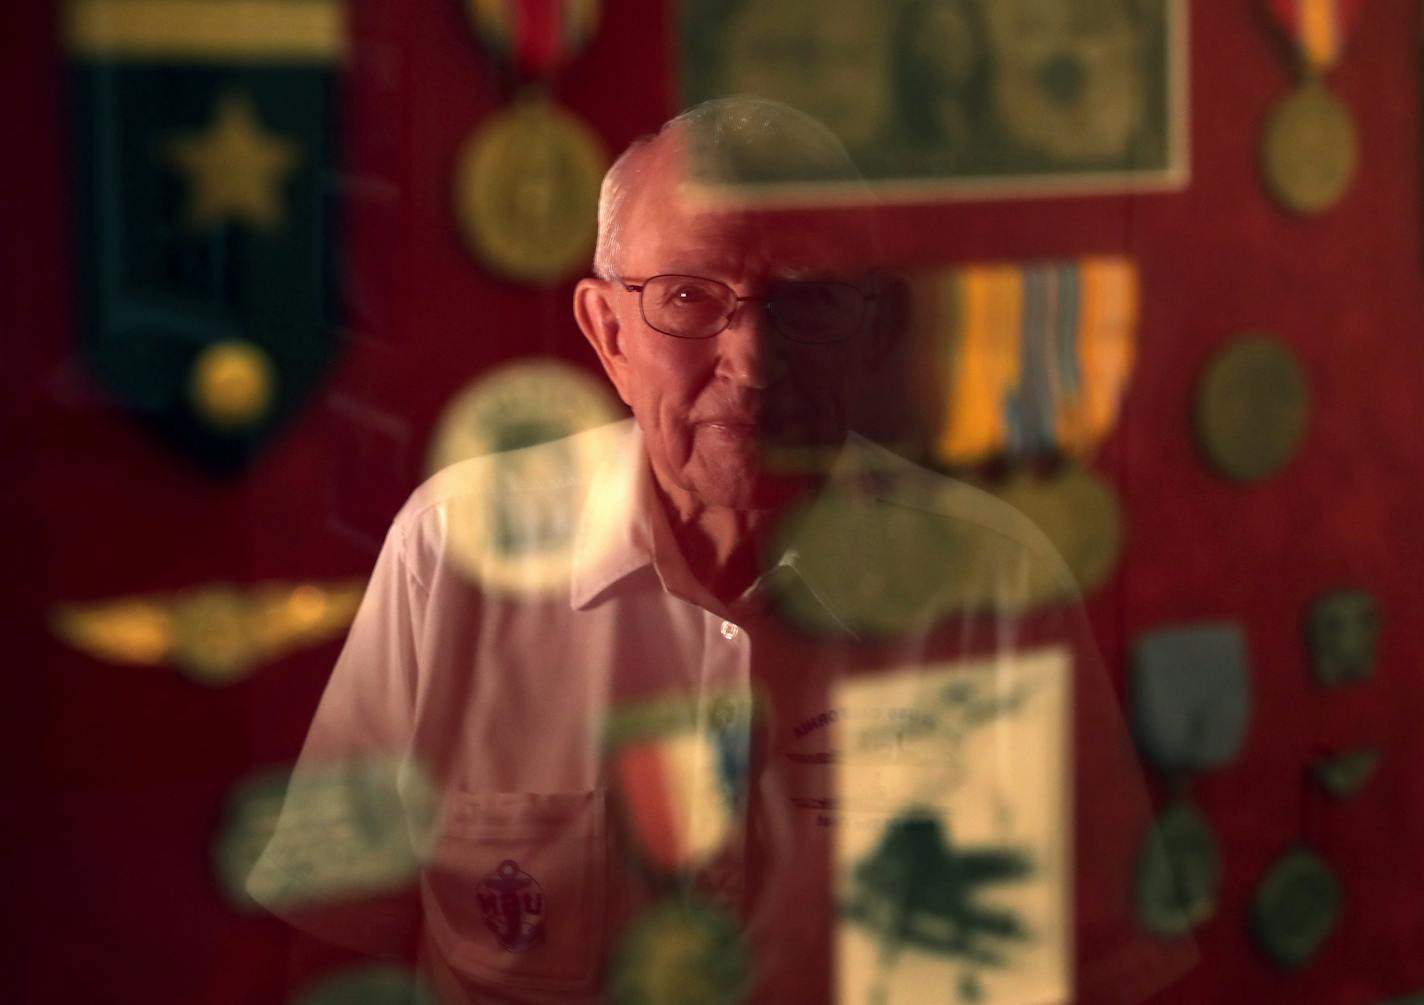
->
[640,275,862,343]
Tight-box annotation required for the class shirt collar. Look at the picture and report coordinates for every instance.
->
[568,420,656,610]
[568,419,898,628]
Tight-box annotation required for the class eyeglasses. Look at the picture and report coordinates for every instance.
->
[619,274,874,344]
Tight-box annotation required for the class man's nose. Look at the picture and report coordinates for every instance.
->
[715,299,786,388]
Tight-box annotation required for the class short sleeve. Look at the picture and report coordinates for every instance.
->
[244,522,431,957]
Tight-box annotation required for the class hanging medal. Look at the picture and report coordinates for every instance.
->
[601,690,757,1005]
[602,689,755,878]
[454,0,608,285]
[1259,0,1366,215]
[1128,624,1252,936]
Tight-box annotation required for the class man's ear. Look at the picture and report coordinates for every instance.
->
[574,278,633,407]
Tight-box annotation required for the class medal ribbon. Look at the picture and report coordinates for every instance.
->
[930,257,1138,466]
[468,0,601,81]
[1267,0,1365,75]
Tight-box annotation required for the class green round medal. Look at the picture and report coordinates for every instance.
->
[426,359,622,597]
[1312,747,1381,798]
[1195,334,1309,484]
[1250,847,1341,969]
[611,898,749,1005]
[993,466,1124,598]
[768,489,977,638]
[1134,799,1220,936]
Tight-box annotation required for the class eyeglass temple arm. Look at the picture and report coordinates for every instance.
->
[620,279,879,303]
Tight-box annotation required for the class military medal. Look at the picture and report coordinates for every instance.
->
[426,357,620,474]
[928,257,1140,469]
[427,359,622,596]
[1306,587,1381,686]
[603,689,754,875]
[454,0,607,285]
[1134,799,1221,937]
[1195,334,1310,484]
[1129,623,1250,935]
[1311,746,1381,797]
[611,897,748,1005]
[50,578,366,685]
[65,0,345,471]
[766,487,983,638]
[1130,624,1251,775]
[990,464,1125,600]
[1250,847,1342,968]
[1259,0,1365,215]
[1261,81,1357,214]
[188,338,277,431]
[455,98,606,283]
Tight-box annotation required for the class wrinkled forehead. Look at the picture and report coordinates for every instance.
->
[621,136,880,280]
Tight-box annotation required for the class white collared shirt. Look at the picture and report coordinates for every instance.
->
[252,420,1193,1004]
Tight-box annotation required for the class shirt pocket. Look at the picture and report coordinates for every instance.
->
[423,790,607,994]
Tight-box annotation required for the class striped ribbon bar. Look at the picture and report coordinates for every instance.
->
[1267,0,1365,73]
[915,257,1138,468]
[467,0,601,80]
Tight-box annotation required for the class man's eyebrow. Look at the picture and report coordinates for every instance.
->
[774,269,869,285]
[775,268,837,281]
[656,260,743,279]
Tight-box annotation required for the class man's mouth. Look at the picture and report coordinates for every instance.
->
[697,415,764,435]
[702,419,759,432]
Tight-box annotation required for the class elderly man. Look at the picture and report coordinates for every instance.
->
[251,100,1190,1005]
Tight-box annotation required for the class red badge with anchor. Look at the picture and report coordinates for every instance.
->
[477,859,546,952]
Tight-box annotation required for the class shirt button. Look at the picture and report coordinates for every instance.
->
[720,620,739,640]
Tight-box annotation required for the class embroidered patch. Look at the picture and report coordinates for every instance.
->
[477,859,546,952]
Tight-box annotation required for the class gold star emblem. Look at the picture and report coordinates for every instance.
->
[166,92,301,233]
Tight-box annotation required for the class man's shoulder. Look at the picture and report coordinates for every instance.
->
[381,419,634,594]
[396,419,632,528]
[840,436,1080,607]
[846,437,1065,559]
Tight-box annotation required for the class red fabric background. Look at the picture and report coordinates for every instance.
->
[4,1,1424,1002]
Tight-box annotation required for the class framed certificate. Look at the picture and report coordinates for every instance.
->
[679,0,1188,202]
[834,648,1072,1005]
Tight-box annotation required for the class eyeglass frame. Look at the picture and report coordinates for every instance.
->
[616,273,879,344]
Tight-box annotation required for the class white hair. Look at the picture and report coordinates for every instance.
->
[591,132,661,281]
[590,97,870,281]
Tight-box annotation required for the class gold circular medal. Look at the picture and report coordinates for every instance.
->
[454,98,608,285]
[1195,334,1309,484]
[429,358,623,596]
[1260,82,1358,215]
[189,339,275,430]
[993,465,1124,598]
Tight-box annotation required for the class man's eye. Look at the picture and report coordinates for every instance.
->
[670,286,710,305]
